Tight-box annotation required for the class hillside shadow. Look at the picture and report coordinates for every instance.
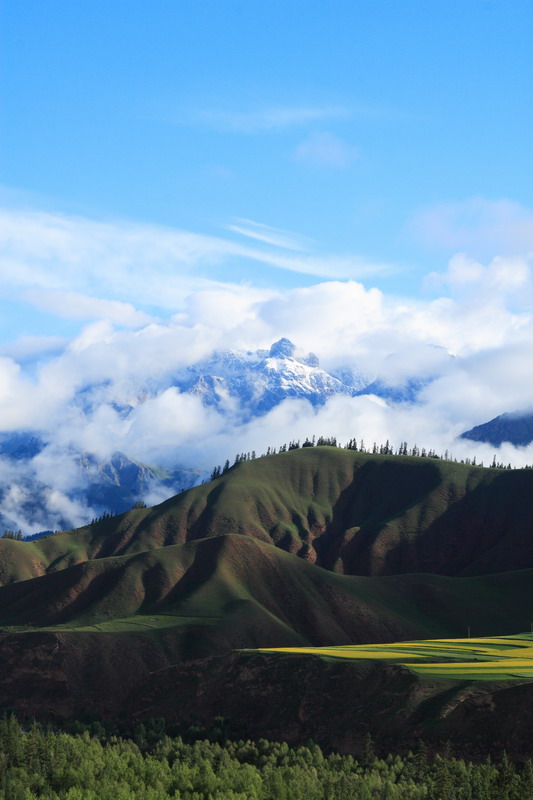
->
[313,459,443,574]
[409,469,533,576]
[0,562,127,626]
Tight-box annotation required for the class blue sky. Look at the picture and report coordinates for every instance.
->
[1,0,533,343]
[3,0,533,525]
[2,1,533,342]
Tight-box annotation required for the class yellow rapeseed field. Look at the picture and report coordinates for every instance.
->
[253,635,533,680]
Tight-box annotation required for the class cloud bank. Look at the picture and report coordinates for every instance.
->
[1,205,533,531]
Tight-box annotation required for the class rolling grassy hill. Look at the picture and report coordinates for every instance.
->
[3,447,533,585]
[1,530,533,749]
[2,534,533,643]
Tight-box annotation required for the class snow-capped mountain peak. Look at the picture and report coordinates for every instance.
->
[173,338,356,416]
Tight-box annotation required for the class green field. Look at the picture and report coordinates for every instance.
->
[254,634,533,680]
[5,613,222,634]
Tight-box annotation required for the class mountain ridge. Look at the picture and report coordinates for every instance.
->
[3,447,533,584]
[462,410,533,447]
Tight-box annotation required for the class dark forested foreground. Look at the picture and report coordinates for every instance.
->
[0,717,531,800]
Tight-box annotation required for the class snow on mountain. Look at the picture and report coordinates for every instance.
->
[172,338,360,417]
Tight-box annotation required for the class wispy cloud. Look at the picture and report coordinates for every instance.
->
[181,105,349,133]
[293,132,359,168]
[0,335,67,363]
[226,218,314,251]
[0,208,391,311]
[247,250,390,280]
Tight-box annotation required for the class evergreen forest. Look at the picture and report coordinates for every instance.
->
[0,717,530,800]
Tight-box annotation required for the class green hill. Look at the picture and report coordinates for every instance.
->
[3,447,533,584]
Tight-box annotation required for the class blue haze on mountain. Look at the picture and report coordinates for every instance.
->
[461,412,533,448]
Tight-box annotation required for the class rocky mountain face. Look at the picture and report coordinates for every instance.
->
[172,337,367,416]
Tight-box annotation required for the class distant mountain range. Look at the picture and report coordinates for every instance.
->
[0,432,199,534]
[171,337,367,415]
[1,337,442,532]
[1,336,517,532]
[172,338,456,410]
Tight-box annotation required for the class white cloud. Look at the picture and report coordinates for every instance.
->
[0,357,45,430]
[294,132,359,167]
[124,389,223,464]
[1,256,531,436]
[1,261,532,451]
[179,286,273,331]
[420,342,533,425]
[0,208,389,305]
[3,204,533,529]
[371,344,454,387]
[0,335,66,362]
[0,208,240,306]
[24,289,155,327]
[247,250,390,280]
[426,253,532,298]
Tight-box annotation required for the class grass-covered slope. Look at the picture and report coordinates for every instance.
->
[2,531,533,732]
[3,447,533,583]
[2,534,533,648]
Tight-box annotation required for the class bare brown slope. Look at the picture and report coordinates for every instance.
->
[3,447,533,582]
